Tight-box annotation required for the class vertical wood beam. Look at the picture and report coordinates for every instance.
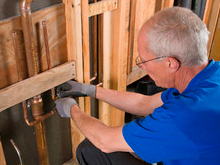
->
[81,0,92,116]
[161,0,174,9]
[99,11,112,125]
[203,0,220,55]
[63,0,85,160]
[111,0,130,126]
[129,0,156,72]
[203,0,214,25]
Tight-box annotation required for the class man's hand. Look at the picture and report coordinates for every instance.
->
[56,81,96,98]
[55,97,78,118]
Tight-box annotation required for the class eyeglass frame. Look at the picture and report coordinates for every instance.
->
[135,55,166,68]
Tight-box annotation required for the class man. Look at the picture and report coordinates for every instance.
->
[55,7,220,165]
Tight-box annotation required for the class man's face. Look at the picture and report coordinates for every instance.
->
[137,31,175,88]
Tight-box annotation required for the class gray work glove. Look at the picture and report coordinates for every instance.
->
[56,81,96,98]
[55,97,78,118]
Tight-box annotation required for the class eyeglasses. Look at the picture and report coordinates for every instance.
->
[135,55,166,68]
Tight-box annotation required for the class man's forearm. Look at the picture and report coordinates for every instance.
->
[70,105,133,153]
[95,87,163,116]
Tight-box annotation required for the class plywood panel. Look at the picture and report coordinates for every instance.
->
[0,4,67,90]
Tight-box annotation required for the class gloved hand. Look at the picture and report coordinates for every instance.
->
[55,97,78,118]
[56,81,96,98]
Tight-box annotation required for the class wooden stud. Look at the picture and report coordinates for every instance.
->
[161,0,174,9]
[127,1,156,84]
[127,0,137,74]
[203,0,220,55]
[0,61,76,112]
[203,0,214,25]
[89,0,118,17]
[81,0,92,116]
[127,66,147,85]
[63,0,85,160]
[99,11,112,125]
[209,14,220,60]
[110,0,130,126]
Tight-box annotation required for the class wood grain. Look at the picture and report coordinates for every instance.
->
[0,4,67,89]
[89,0,117,17]
[0,61,76,112]
[63,0,85,160]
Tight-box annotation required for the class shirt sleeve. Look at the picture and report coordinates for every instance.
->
[161,88,179,103]
[122,106,198,163]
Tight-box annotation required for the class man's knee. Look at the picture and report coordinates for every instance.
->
[76,139,93,157]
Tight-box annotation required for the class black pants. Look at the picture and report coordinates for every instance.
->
[76,139,151,165]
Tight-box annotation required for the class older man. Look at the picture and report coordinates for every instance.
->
[55,7,220,165]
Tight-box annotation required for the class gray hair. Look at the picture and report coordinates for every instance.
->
[145,7,209,66]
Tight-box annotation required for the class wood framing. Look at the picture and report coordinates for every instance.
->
[0,61,76,112]
[0,4,67,90]
[81,0,92,116]
[89,0,117,17]
[99,10,112,125]
[63,0,85,160]
[203,0,220,55]
[127,0,157,84]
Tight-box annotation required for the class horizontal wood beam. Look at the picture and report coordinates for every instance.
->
[0,61,76,112]
[127,66,147,85]
[89,0,117,17]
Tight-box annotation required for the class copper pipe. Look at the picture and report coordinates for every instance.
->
[42,21,56,100]
[22,97,57,127]
[12,31,57,127]
[19,1,50,164]
[90,73,97,82]
[20,0,38,77]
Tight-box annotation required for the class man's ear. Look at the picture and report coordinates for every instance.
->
[167,57,180,72]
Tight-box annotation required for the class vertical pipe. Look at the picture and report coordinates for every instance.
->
[20,0,38,77]
[19,1,50,164]
[42,21,56,100]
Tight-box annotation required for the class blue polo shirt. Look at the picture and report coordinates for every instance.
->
[123,60,220,165]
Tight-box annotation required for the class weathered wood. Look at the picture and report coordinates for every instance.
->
[63,0,85,160]
[89,0,117,17]
[0,61,76,112]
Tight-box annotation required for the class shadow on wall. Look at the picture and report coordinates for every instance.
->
[0,0,62,21]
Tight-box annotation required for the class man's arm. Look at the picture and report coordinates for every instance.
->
[96,87,163,116]
[57,81,163,116]
[70,105,133,153]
